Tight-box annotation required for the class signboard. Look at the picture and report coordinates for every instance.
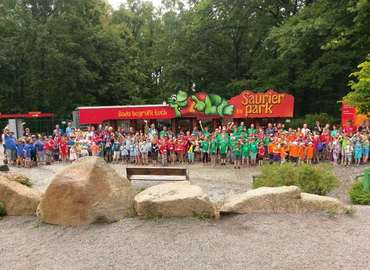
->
[168,89,294,119]
[229,89,294,118]
[341,102,368,128]
[341,103,356,128]
[77,90,295,124]
[78,105,176,125]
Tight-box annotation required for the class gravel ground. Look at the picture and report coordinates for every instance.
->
[1,207,370,270]
[1,148,370,269]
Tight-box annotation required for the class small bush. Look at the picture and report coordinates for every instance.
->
[253,163,338,195]
[349,180,370,205]
[0,202,6,217]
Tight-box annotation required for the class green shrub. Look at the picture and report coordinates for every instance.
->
[253,163,338,195]
[285,113,339,129]
[303,113,338,129]
[349,180,370,205]
[0,202,6,217]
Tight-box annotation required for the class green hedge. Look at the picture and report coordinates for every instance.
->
[253,163,338,195]
[0,202,6,217]
[349,180,370,205]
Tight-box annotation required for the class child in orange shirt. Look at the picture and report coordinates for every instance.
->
[268,141,275,161]
[272,143,281,162]
[289,142,299,163]
[298,143,306,165]
[280,143,288,164]
[306,142,314,164]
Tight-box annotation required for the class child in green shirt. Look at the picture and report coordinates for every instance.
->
[201,136,210,164]
[232,138,242,169]
[242,139,250,166]
[209,136,218,166]
[219,134,229,166]
[249,139,258,166]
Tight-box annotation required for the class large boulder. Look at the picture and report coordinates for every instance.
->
[37,156,135,226]
[299,192,349,214]
[221,186,301,214]
[134,181,218,218]
[0,178,41,216]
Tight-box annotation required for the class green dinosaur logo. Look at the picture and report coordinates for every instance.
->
[168,91,234,117]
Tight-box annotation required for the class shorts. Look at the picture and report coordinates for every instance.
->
[220,153,227,159]
[37,151,45,162]
[354,150,362,160]
[272,154,280,162]
[234,155,241,161]
[6,149,16,161]
[113,151,121,159]
[250,152,257,159]
[363,146,369,157]
[188,152,194,161]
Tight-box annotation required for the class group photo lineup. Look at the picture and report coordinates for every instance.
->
[0,0,369,269]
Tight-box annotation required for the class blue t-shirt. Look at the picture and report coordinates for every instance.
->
[16,144,25,157]
[24,143,35,158]
[4,134,16,150]
[34,140,44,152]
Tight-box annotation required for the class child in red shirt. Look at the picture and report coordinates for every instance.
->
[59,136,68,162]
[257,142,265,166]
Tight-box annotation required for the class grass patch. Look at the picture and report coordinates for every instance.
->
[18,178,33,187]
[349,179,370,205]
[253,163,338,195]
[192,212,211,221]
[0,201,6,218]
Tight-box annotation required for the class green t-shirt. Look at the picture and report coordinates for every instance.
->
[263,136,270,146]
[242,142,250,157]
[201,140,209,152]
[249,141,258,153]
[247,128,257,136]
[159,130,168,138]
[210,140,218,154]
[219,139,229,154]
[215,133,222,144]
[231,132,240,141]
[202,131,210,138]
[232,141,241,156]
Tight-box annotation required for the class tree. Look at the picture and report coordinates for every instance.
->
[344,54,370,114]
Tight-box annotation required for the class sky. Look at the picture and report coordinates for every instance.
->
[108,0,162,9]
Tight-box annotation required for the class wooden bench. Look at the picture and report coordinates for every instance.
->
[126,167,189,182]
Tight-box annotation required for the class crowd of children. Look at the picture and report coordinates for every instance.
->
[2,120,369,169]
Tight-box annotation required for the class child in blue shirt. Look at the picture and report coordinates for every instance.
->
[16,140,25,167]
[23,140,35,168]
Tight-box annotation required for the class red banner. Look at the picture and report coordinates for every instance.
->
[229,89,294,118]
[78,105,176,125]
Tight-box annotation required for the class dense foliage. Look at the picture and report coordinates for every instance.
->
[0,0,369,118]
[344,54,370,114]
[253,163,338,195]
[349,179,370,205]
